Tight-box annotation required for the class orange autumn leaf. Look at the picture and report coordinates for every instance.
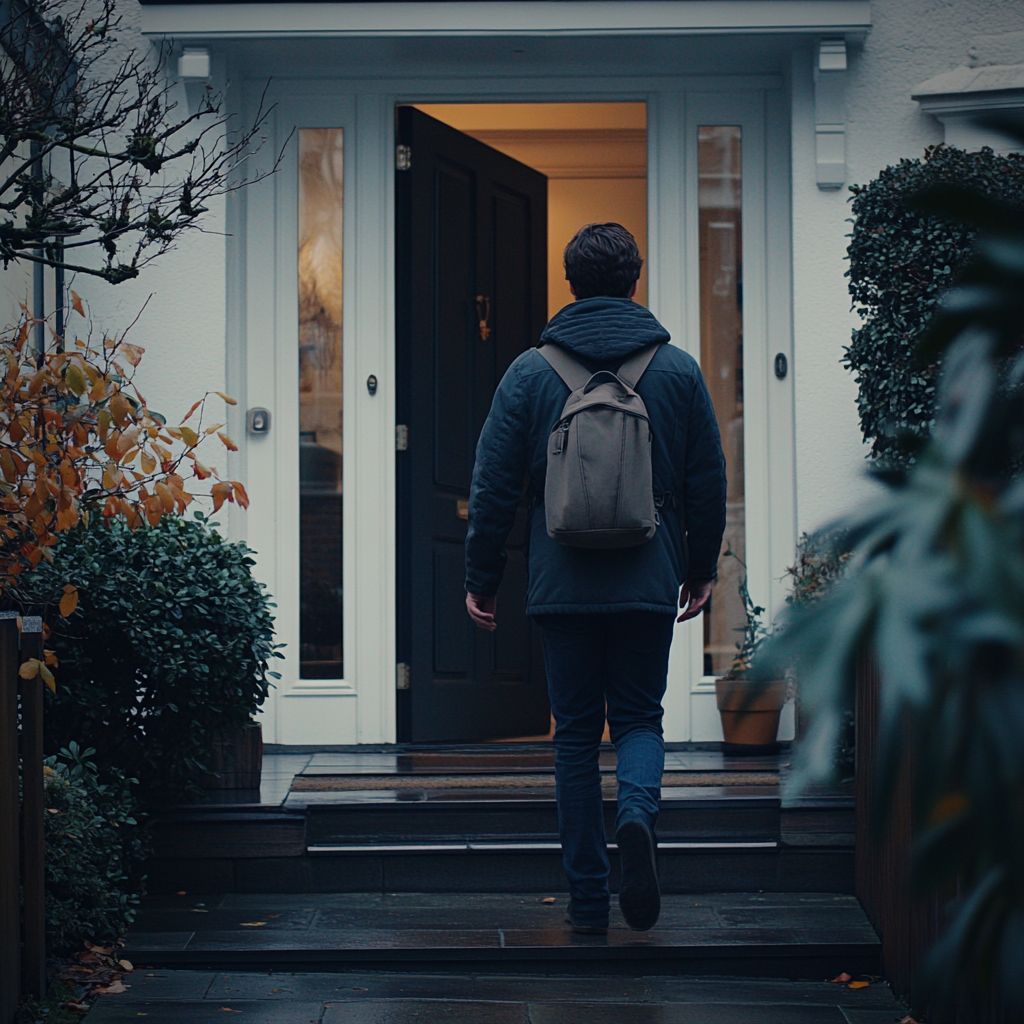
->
[217,432,238,451]
[847,981,870,990]
[211,481,233,512]
[59,585,79,617]
[154,483,174,513]
[215,392,237,405]
[231,481,250,509]
[116,343,145,367]
[182,399,202,422]
[70,291,85,317]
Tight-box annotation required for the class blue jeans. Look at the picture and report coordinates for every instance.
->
[535,611,675,924]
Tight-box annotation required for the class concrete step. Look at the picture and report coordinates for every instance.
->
[123,891,880,979]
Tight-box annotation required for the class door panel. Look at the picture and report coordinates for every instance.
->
[396,105,550,742]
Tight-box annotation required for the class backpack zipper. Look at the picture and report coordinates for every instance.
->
[553,419,570,454]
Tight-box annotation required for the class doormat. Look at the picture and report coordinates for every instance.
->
[289,771,778,792]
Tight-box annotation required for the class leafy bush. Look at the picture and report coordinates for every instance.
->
[43,743,147,956]
[11,514,280,805]
[845,144,1024,467]
[764,117,1024,1020]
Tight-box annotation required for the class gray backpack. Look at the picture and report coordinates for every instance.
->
[537,343,660,549]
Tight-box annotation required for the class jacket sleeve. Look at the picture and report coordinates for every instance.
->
[680,373,728,582]
[465,360,531,597]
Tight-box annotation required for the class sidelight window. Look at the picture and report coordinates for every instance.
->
[698,126,746,678]
[297,128,344,679]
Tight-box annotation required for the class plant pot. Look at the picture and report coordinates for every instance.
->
[202,721,263,790]
[715,678,787,755]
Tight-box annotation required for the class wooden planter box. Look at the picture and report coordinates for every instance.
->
[202,722,263,790]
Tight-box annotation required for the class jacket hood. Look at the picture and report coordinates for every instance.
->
[538,296,671,362]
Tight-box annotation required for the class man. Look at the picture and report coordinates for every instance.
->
[465,223,727,934]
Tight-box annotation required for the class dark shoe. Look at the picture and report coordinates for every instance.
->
[616,819,660,931]
[565,902,608,935]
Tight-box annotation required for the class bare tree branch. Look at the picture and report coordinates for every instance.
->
[0,0,283,284]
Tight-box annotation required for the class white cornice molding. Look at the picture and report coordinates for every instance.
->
[912,35,1024,155]
[912,64,1024,116]
[140,1,872,40]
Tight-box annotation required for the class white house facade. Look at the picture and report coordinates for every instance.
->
[15,0,1024,746]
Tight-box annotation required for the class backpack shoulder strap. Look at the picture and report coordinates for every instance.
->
[536,344,591,393]
[616,343,661,390]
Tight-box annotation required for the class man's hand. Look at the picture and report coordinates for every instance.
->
[678,580,713,623]
[466,592,497,631]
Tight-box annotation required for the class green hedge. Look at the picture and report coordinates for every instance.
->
[845,144,1024,467]
[43,743,147,955]
[12,514,281,805]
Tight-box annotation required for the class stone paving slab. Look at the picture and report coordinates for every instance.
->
[322,1003,526,1023]
[526,1005,849,1023]
[83,971,905,1024]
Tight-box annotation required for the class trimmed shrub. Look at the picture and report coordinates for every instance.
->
[845,144,1024,467]
[11,514,281,805]
[42,743,147,955]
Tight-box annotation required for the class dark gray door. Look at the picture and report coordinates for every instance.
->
[396,106,550,742]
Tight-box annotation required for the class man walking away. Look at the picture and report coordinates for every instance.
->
[465,223,727,934]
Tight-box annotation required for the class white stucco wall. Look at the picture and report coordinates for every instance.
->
[790,0,1024,536]
[0,0,230,510]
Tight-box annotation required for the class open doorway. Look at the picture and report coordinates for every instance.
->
[396,102,648,744]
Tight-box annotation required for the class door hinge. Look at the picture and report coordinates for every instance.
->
[396,144,412,171]
[396,424,409,451]
[396,662,410,690]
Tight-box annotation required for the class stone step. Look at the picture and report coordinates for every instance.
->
[123,892,880,979]
[145,793,853,896]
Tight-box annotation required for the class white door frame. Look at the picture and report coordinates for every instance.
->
[231,69,794,746]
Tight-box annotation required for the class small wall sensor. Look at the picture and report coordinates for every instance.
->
[247,408,271,435]
[774,353,789,380]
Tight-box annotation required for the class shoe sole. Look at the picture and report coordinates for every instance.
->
[616,820,660,931]
[564,914,608,935]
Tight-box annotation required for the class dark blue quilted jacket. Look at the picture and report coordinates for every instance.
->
[465,296,727,615]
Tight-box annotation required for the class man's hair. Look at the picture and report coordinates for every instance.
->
[563,223,643,299]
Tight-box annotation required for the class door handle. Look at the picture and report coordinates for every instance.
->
[476,295,491,341]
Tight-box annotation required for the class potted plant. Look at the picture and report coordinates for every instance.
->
[715,554,787,755]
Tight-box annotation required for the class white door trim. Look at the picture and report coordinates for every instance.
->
[233,70,793,745]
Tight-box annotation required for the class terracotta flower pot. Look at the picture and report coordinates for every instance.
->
[202,721,263,790]
[715,678,787,754]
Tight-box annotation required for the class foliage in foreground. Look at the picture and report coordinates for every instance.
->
[0,307,249,618]
[761,117,1024,1021]
[11,515,281,805]
[43,742,147,956]
[845,144,1024,468]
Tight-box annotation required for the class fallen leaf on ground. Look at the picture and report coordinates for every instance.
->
[85,942,114,954]
[239,921,266,927]
[898,1018,921,1024]
[176,891,186,895]
[541,897,556,904]
[266,914,281,919]
[847,980,870,989]
[119,959,133,971]
[829,973,852,984]
[96,981,129,995]
[221,1008,242,1012]
[190,908,209,913]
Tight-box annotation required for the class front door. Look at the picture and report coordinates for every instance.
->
[396,106,550,742]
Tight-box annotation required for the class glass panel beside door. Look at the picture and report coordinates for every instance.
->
[298,128,344,679]
[698,125,746,678]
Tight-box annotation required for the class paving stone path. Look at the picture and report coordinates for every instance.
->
[83,970,907,1023]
